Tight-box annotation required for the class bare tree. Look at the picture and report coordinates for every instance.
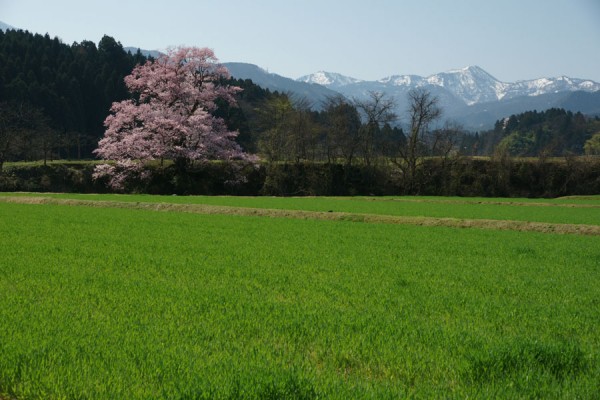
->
[256,94,321,163]
[396,88,442,192]
[354,91,397,165]
[323,95,362,165]
[256,95,296,162]
[289,97,320,163]
[428,121,461,160]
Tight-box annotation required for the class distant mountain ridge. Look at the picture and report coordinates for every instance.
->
[123,47,163,59]
[223,62,340,108]
[298,66,600,106]
[296,66,600,130]
[302,71,364,89]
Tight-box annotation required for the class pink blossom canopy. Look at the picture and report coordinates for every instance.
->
[94,47,252,188]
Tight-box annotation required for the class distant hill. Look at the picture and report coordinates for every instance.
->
[0,21,16,31]
[123,47,163,59]
[223,62,341,109]
[452,91,600,130]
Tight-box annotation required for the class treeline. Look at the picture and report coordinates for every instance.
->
[2,158,600,197]
[225,88,600,165]
[224,86,407,165]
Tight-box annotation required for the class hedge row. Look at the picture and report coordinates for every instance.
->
[1,158,599,198]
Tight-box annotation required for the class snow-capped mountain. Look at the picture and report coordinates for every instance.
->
[297,71,363,89]
[298,66,600,107]
[375,66,507,105]
[502,76,600,99]
[424,66,509,105]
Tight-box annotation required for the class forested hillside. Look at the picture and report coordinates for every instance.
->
[462,109,600,157]
[0,29,148,160]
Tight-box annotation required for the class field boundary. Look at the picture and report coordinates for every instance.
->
[2,195,599,236]
[353,197,600,208]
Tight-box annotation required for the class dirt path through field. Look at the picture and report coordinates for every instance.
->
[2,195,599,236]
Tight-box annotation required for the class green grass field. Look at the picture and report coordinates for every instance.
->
[0,194,599,398]
[2,192,600,226]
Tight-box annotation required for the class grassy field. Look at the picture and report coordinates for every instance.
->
[0,194,599,398]
[2,192,600,226]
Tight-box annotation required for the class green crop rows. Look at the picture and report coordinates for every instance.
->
[0,195,599,398]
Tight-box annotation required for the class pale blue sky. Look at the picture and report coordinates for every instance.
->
[1,0,599,82]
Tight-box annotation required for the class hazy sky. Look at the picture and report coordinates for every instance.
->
[2,0,599,82]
